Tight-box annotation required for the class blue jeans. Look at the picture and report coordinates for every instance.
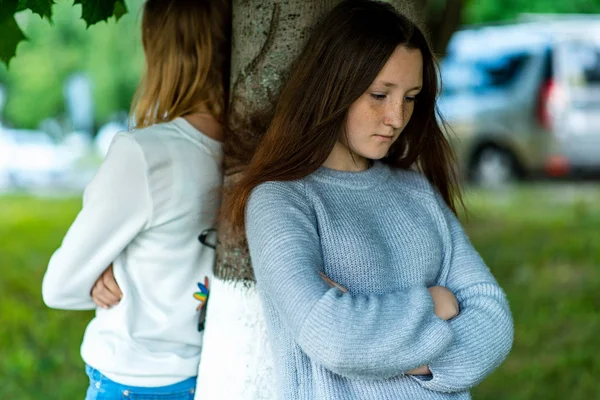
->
[84,365,197,400]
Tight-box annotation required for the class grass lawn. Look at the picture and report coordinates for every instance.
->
[0,195,92,399]
[1,185,599,399]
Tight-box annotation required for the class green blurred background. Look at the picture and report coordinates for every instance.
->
[1,0,600,399]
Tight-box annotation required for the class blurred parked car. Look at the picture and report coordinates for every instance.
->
[0,127,72,188]
[439,17,600,186]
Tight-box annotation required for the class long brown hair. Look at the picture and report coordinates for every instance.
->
[131,0,230,128]
[226,0,462,231]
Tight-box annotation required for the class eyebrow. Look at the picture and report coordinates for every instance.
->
[376,81,422,91]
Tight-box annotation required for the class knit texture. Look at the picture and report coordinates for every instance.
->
[245,162,514,400]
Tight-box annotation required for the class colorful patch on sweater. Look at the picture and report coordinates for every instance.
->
[194,277,209,332]
[194,277,210,310]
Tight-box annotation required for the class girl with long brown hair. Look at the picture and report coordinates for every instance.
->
[41,1,228,399]
[226,0,513,398]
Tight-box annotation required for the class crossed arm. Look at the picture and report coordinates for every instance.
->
[320,271,460,376]
[41,134,151,310]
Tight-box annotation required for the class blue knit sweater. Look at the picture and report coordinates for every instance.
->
[246,162,513,400]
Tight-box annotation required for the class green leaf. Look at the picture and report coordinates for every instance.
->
[73,0,128,27]
[0,0,19,21]
[16,0,54,20]
[0,15,27,66]
[113,0,126,21]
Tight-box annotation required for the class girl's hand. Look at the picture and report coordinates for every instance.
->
[406,287,459,377]
[91,264,122,309]
[428,285,459,321]
[405,365,431,375]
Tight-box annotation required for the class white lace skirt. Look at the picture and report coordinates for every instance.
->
[195,278,276,400]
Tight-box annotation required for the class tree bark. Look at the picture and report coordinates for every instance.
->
[422,0,464,56]
[214,0,462,283]
[215,0,341,282]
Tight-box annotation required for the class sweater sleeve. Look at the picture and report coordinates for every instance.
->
[246,181,455,380]
[412,190,514,392]
[41,133,152,310]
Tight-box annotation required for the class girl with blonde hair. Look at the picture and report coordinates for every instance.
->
[42,1,229,399]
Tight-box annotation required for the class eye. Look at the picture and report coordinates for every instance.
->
[405,96,417,102]
[370,93,387,100]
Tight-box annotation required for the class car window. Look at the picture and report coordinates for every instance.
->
[561,41,600,86]
[442,52,531,95]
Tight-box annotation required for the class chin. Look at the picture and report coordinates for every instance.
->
[361,149,389,161]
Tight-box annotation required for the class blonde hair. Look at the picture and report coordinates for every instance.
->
[131,0,229,129]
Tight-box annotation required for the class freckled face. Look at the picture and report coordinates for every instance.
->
[325,46,423,171]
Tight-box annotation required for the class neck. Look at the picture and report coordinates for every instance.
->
[183,110,224,143]
[322,142,370,171]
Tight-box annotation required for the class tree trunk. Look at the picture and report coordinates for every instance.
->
[422,0,464,56]
[214,0,462,283]
[215,0,341,282]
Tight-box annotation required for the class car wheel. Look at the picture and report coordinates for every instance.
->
[470,146,520,188]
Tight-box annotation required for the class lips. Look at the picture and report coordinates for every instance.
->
[374,134,393,141]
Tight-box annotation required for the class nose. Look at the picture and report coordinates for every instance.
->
[383,99,404,129]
